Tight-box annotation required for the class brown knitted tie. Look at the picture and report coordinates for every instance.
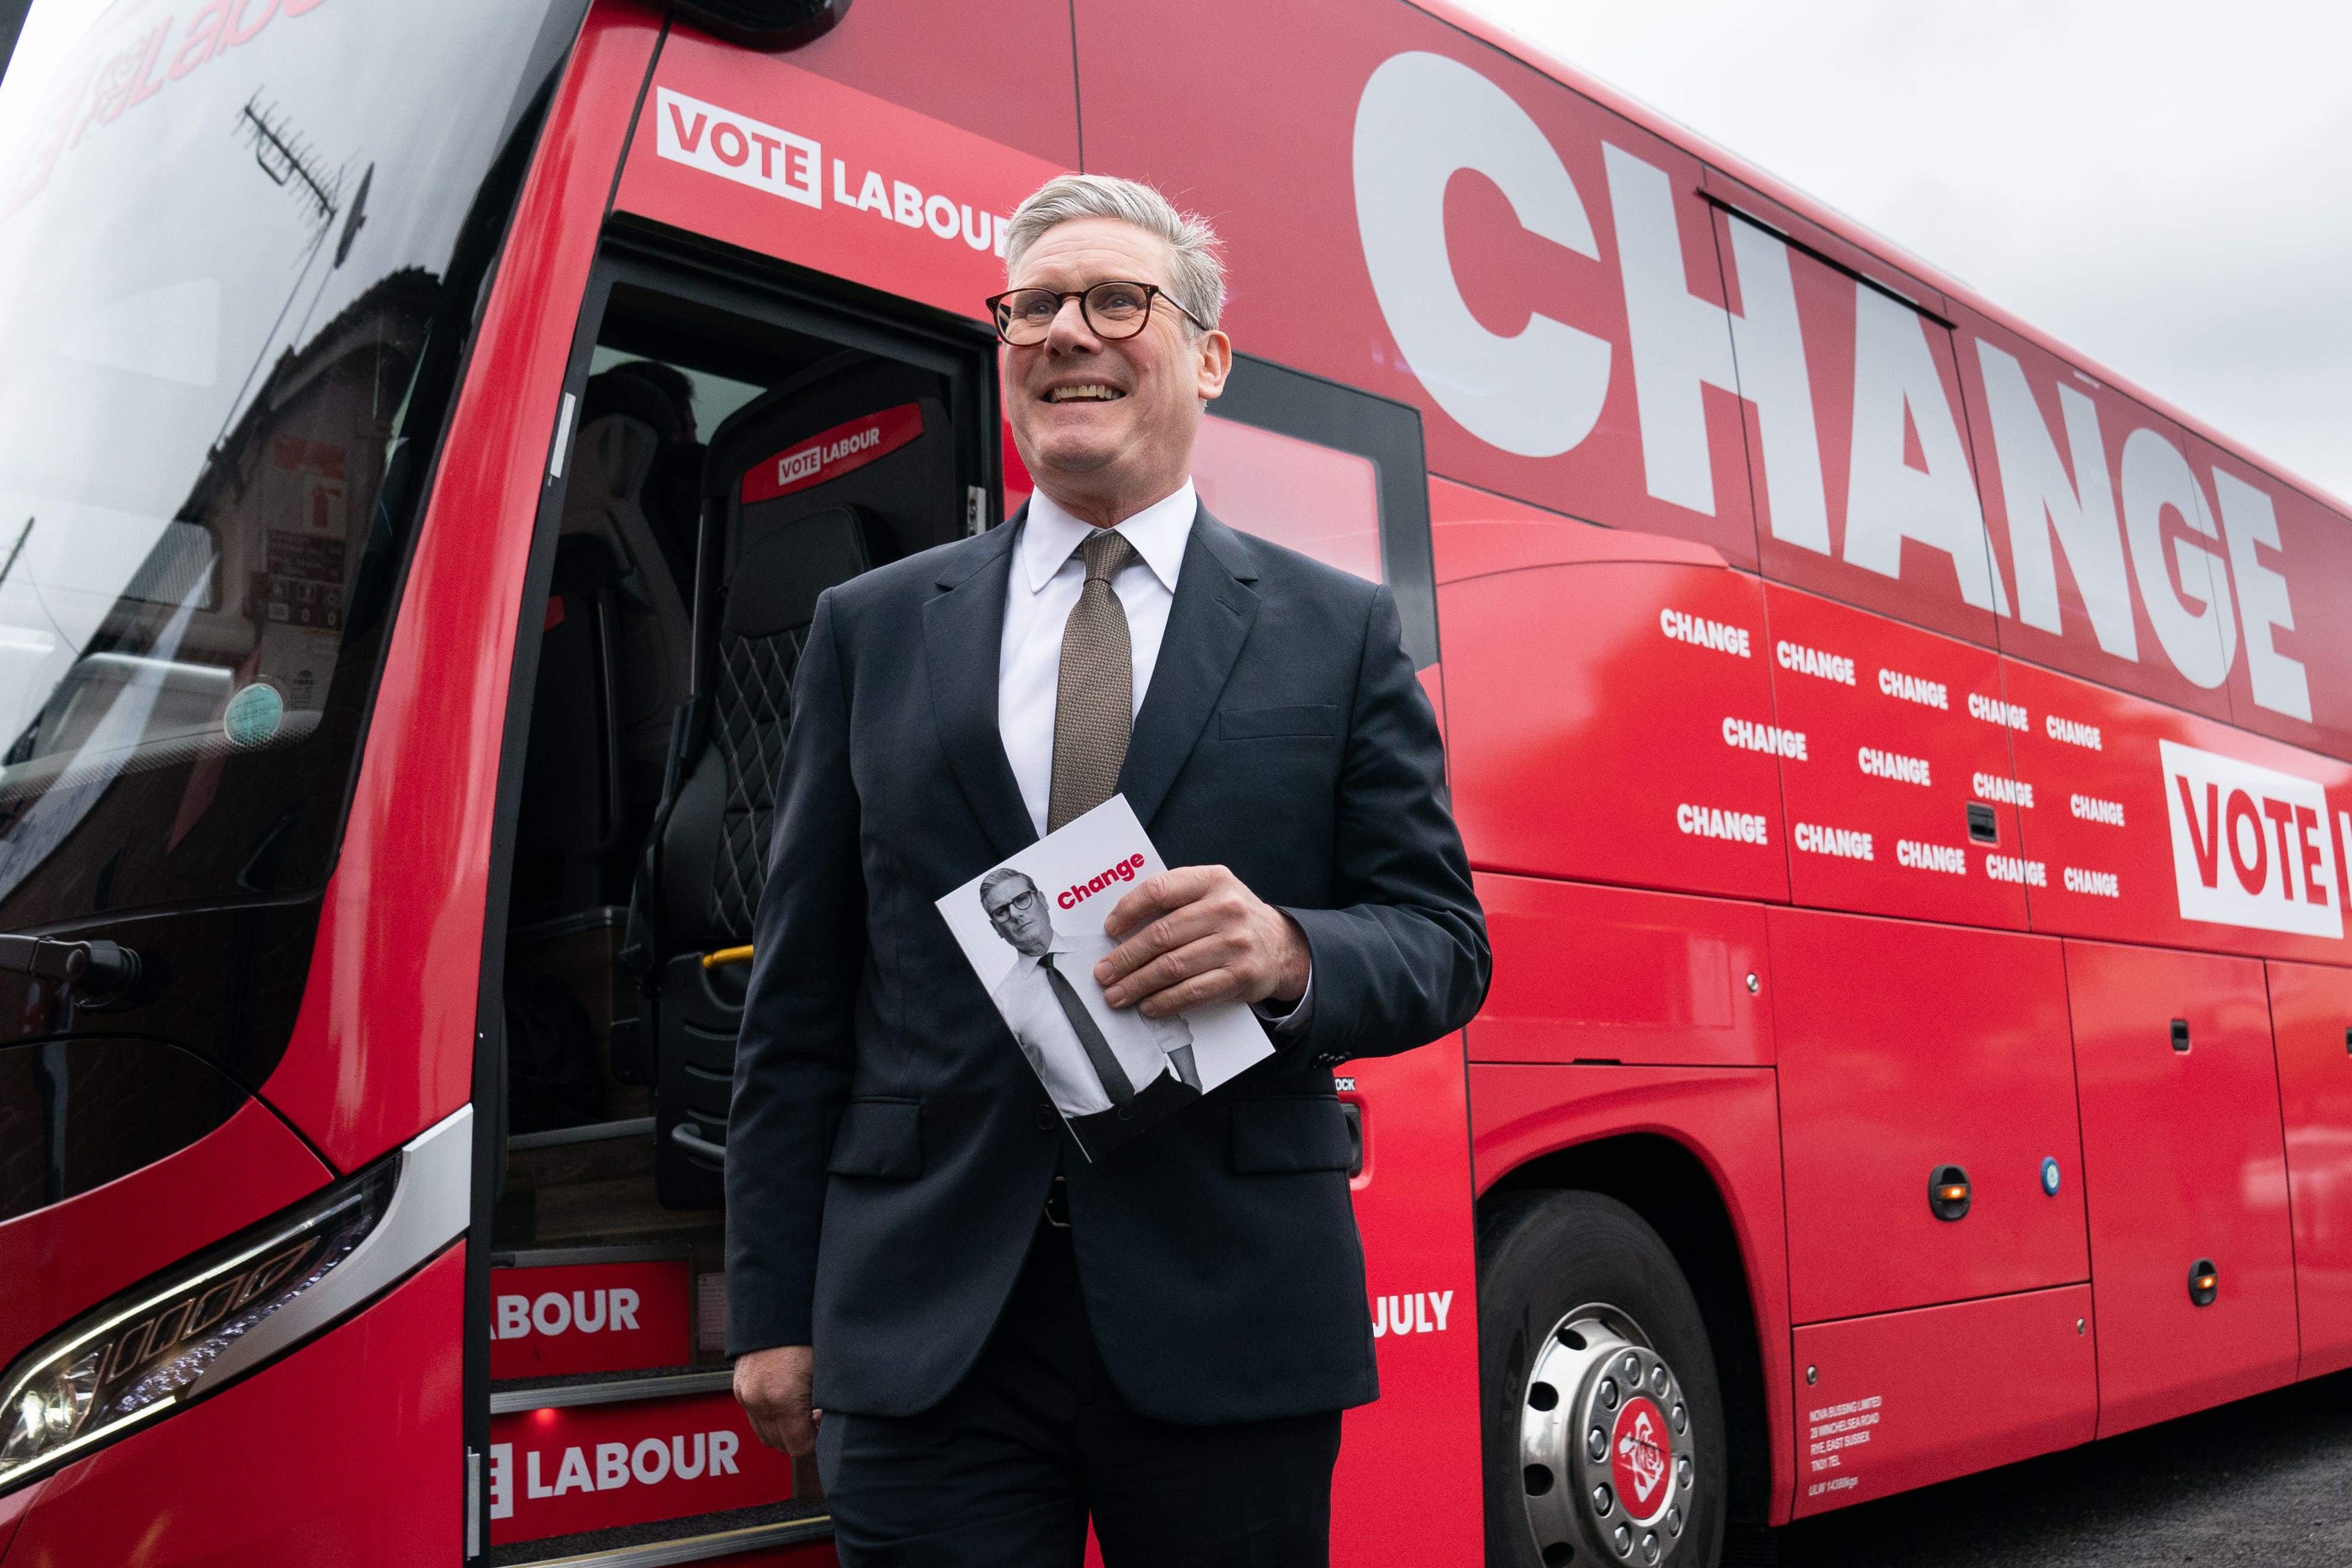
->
[1047,529,1142,832]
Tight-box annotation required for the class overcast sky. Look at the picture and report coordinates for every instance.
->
[1462,0,2352,504]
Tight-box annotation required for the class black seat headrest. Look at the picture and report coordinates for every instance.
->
[726,506,870,640]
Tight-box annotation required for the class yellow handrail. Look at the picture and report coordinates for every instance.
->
[702,945,755,971]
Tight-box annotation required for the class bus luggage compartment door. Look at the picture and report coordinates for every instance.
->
[1773,908,2088,1323]
[2268,960,2352,1380]
[2065,941,2297,1436]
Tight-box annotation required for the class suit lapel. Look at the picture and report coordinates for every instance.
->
[1121,506,1260,829]
[923,518,1036,860]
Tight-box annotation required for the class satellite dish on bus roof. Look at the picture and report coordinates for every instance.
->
[666,0,852,51]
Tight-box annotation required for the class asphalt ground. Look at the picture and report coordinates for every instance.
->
[1775,1370,2352,1567]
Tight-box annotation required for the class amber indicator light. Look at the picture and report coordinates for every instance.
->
[2188,1258,2219,1307]
[1928,1165,1972,1222]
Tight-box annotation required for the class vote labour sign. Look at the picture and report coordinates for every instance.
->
[488,1389,791,1545]
[489,1258,692,1379]
[2161,740,2344,940]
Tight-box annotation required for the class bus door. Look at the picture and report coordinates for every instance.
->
[473,239,997,1563]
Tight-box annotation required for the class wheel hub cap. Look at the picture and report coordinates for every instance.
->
[1518,1305,1697,1564]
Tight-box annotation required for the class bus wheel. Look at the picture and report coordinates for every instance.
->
[1480,1191,1727,1568]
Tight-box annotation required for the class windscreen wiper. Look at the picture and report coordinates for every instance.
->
[0,935,142,1002]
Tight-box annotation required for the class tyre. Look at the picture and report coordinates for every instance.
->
[1480,1191,1728,1568]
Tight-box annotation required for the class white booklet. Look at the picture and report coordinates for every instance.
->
[935,794,1274,1159]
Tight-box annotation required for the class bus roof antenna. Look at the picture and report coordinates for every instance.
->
[236,92,340,231]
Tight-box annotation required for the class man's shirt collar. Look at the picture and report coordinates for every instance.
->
[1019,480,1196,596]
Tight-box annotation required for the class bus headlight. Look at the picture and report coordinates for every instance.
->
[0,1101,471,1495]
[0,1158,397,1491]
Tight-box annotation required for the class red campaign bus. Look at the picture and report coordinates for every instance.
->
[1,0,2348,1564]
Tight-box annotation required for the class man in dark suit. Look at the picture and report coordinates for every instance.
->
[728,172,1488,1566]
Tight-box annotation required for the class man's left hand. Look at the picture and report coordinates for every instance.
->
[1096,865,1309,1017]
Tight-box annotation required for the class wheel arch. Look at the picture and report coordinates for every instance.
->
[1479,1132,1774,1538]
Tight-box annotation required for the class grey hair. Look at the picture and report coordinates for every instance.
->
[1001,173,1226,333]
[979,866,1036,904]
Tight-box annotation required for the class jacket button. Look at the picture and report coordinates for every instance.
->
[1033,1105,1057,1131]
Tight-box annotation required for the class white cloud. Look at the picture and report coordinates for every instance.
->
[1461,0,2352,503]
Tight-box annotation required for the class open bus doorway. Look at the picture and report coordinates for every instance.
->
[476,242,996,1564]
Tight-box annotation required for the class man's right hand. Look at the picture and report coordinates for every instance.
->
[734,1344,819,1456]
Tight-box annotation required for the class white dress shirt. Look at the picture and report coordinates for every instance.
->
[991,927,1193,1117]
[996,481,1313,1035]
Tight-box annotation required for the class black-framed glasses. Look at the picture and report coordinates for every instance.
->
[987,888,1043,917]
[985,280,1207,346]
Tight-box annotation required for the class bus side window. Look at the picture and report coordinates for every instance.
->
[1194,354,1438,673]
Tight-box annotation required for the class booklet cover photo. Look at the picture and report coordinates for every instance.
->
[933,794,1273,1158]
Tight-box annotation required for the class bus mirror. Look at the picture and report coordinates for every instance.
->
[665,0,852,51]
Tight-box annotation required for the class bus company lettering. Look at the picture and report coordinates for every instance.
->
[1677,803,1769,844]
[2071,794,2126,825]
[496,1290,641,1340]
[1660,608,1749,657]
[1722,717,1806,759]
[2064,867,2121,898]
[1794,822,1873,861]
[1896,840,1967,875]
[2160,740,2343,938]
[742,403,923,504]
[1984,854,2047,886]
[488,1431,742,1518]
[1806,1395,1881,1472]
[1858,746,1929,785]
[1057,853,1147,910]
[1776,640,1855,685]
[1973,772,2033,807]
[1968,693,2029,730]
[1877,668,1947,709]
[1370,1289,1455,1337]
[2047,714,2103,750]
[655,87,1008,254]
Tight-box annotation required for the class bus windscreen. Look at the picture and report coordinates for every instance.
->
[0,0,573,927]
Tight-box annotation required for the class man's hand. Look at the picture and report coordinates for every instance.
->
[735,1344,819,1456]
[1095,865,1309,1017]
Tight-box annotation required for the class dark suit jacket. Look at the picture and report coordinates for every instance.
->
[724,503,1489,1424]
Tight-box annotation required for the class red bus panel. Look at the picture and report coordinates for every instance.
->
[1440,557,1787,901]
[1789,1284,2094,1517]
[2063,941,2297,1436]
[1335,1042,1484,1563]
[2267,960,2352,1379]
[1770,909,2085,1323]
[1470,873,1773,1068]
[1762,585,2028,929]
[613,31,1063,324]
